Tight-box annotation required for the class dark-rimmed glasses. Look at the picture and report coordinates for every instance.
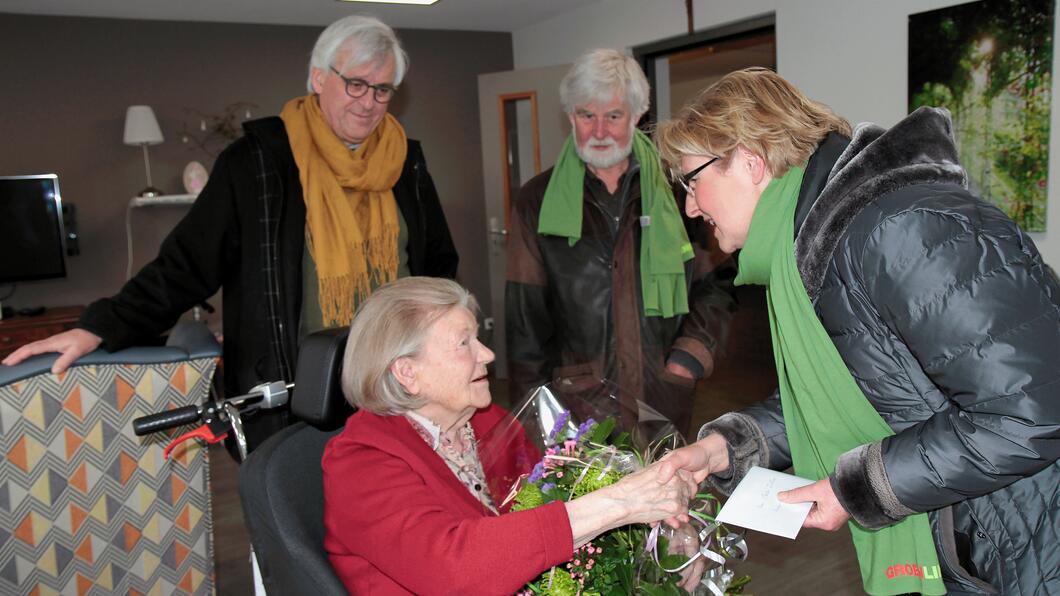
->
[677,156,720,194]
[329,66,397,104]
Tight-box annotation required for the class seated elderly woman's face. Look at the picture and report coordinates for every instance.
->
[405,306,494,421]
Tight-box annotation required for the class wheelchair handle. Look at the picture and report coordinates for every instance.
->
[133,405,201,436]
[227,380,292,411]
[132,381,294,437]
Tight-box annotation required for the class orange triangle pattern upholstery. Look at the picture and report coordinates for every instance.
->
[0,358,218,595]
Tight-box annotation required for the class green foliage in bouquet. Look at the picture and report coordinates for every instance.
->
[509,413,693,596]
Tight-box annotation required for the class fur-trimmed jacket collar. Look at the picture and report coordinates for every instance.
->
[795,107,968,298]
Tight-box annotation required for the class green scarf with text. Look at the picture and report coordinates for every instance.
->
[537,129,693,318]
[734,166,945,596]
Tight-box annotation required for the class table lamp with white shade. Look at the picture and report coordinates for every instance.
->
[123,105,165,197]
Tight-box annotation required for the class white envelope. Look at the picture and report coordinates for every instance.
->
[715,466,817,539]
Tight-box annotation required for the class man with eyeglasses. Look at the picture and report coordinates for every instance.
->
[3,15,458,452]
[505,49,735,436]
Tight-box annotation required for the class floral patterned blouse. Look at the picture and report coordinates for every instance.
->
[405,411,498,514]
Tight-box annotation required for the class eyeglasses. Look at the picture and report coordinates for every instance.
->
[677,156,720,194]
[329,66,397,104]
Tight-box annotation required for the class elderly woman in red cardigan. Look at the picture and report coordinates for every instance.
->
[322,277,696,594]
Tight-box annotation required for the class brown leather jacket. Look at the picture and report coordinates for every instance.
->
[505,161,735,435]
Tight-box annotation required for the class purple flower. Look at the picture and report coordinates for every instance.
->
[528,462,545,483]
[547,411,571,443]
[574,418,597,441]
[541,482,556,491]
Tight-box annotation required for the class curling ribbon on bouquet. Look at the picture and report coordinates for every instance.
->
[646,492,748,596]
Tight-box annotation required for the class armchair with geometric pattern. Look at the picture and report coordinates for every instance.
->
[0,322,220,596]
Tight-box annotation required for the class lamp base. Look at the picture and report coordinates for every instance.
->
[137,186,165,198]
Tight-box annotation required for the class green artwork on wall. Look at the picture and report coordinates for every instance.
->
[909,0,1055,232]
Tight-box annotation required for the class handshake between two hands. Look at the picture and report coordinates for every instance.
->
[653,436,851,538]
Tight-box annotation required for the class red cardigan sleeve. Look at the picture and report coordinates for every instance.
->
[323,434,573,595]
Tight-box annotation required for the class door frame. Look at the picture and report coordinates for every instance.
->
[497,91,542,230]
[632,13,776,125]
[477,64,570,380]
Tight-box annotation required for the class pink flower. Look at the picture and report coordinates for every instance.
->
[574,559,580,565]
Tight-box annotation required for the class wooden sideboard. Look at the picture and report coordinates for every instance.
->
[0,306,84,359]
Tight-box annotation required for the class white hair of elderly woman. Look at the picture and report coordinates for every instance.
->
[559,48,650,118]
[306,14,410,92]
[341,277,478,416]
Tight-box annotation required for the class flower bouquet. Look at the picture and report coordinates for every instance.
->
[481,377,750,596]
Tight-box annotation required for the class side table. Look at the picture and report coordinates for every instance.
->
[0,305,84,359]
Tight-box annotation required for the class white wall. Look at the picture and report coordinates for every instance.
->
[513,0,1060,268]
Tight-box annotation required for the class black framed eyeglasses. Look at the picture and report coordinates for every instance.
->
[677,156,720,194]
[329,66,397,104]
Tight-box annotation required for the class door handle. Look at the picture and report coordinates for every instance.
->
[488,216,509,237]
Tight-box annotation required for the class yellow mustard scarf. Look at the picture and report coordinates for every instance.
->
[280,95,407,327]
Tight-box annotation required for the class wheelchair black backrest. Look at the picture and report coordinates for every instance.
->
[239,327,355,595]
[291,327,354,430]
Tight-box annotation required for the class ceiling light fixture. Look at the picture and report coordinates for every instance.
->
[335,0,440,5]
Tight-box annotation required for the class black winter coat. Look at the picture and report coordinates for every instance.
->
[80,117,458,447]
[703,108,1060,594]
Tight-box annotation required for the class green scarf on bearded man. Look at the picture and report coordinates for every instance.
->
[537,129,694,318]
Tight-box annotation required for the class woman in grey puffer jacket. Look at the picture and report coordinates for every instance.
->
[656,68,1059,595]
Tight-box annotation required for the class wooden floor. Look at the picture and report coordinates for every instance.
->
[209,443,254,596]
[207,285,863,595]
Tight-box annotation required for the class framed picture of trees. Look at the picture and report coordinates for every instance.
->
[909,0,1055,231]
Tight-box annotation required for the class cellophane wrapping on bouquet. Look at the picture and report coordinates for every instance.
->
[479,375,750,596]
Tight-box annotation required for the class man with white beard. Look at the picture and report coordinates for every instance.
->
[505,49,735,435]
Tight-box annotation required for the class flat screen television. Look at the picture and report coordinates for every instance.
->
[0,174,67,284]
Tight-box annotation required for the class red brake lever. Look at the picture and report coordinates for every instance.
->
[163,424,229,460]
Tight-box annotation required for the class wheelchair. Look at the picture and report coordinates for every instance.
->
[134,328,353,595]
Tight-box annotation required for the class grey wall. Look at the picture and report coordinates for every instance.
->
[0,13,510,325]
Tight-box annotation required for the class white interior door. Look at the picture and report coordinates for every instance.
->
[477,64,569,378]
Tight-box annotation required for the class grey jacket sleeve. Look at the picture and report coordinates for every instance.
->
[697,389,792,494]
[831,202,1060,530]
